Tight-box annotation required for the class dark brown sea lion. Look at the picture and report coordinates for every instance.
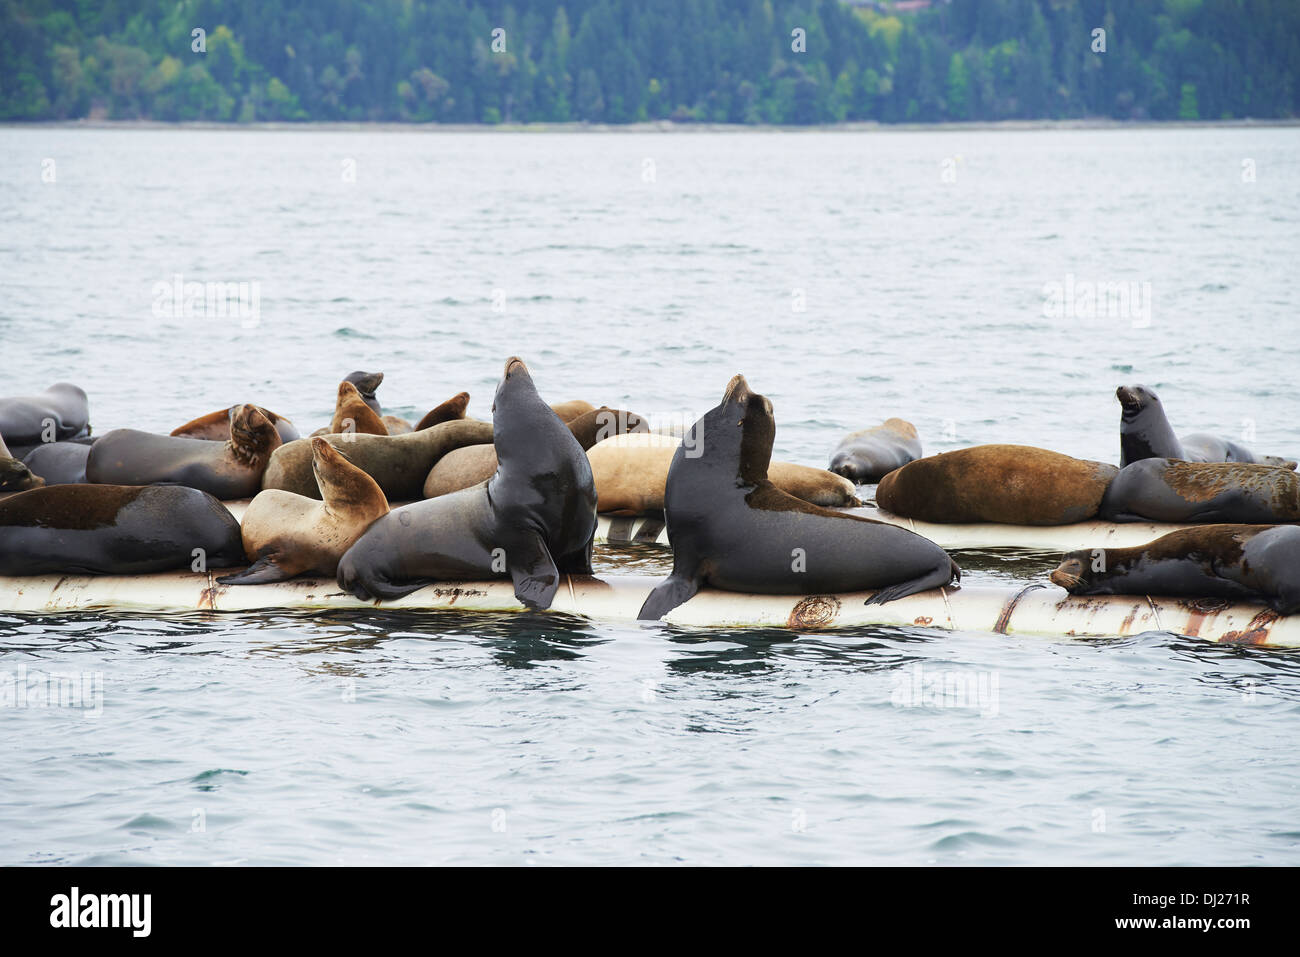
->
[264,418,494,501]
[637,375,959,620]
[1098,458,1300,524]
[421,407,648,499]
[413,392,471,430]
[0,484,244,574]
[828,418,922,484]
[336,358,597,609]
[875,445,1119,526]
[1051,524,1300,614]
[0,383,90,444]
[217,438,390,584]
[171,406,300,444]
[86,404,283,500]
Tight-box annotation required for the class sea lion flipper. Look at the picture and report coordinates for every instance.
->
[637,572,701,621]
[507,532,562,610]
[863,559,959,607]
[216,555,290,585]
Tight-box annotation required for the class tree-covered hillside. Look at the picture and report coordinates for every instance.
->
[3,0,1298,123]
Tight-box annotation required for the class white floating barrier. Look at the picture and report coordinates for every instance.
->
[0,572,1292,647]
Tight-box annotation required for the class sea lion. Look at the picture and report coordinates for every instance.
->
[345,371,385,414]
[217,438,390,584]
[21,440,90,485]
[1051,524,1300,614]
[0,383,90,445]
[1098,458,1300,524]
[337,357,597,608]
[87,404,283,500]
[875,445,1118,526]
[382,415,413,435]
[828,418,922,484]
[265,417,493,500]
[331,381,388,436]
[0,484,244,575]
[586,432,861,515]
[421,407,648,499]
[637,375,959,620]
[1180,433,1295,469]
[0,433,44,493]
[550,399,596,423]
[1117,384,1294,468]
[413,391,471,431]
[171,406,300,444]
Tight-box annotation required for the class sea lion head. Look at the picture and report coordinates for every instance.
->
[0,455,44,492]
[228,404,283,463]
[310,435,378,507]
[1049,552,1092,592]
[1116,384,1159,420]
[492,357,545,458]
[345,371,384,400]
[692,374,774,486]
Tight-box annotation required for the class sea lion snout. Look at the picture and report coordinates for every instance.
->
[504,356,529,378]
[1050,556,1086,591]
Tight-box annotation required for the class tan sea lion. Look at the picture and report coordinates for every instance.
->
[217,438,390,584]
[171,406,300,444]
[87,404,283,500]
[550,399,596,423]
[382,415,413,435]
[875,445,1119,525]
[413,392,471,430]
[264,418,494,500]
[331,381,388,436]
[586,432,860,515]
[421,408,648,499]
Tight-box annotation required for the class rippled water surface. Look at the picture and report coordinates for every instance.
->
[1,127,1298,865]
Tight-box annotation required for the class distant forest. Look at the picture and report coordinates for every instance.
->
[3,0,1298,123]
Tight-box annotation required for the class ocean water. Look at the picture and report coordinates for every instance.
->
[1,126,1298,865]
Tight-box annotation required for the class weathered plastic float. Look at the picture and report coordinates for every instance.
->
[0,572,1292,647]
[218,501,1221,553]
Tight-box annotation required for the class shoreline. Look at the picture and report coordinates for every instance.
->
[4,117,1299,133]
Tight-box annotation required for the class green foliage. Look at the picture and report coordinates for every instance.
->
[1,0,1297,123]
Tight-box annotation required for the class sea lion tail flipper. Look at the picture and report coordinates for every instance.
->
[216,555,290,585]
[507,532,562,610]
[864,558,961,607]
[637,573,701,621]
